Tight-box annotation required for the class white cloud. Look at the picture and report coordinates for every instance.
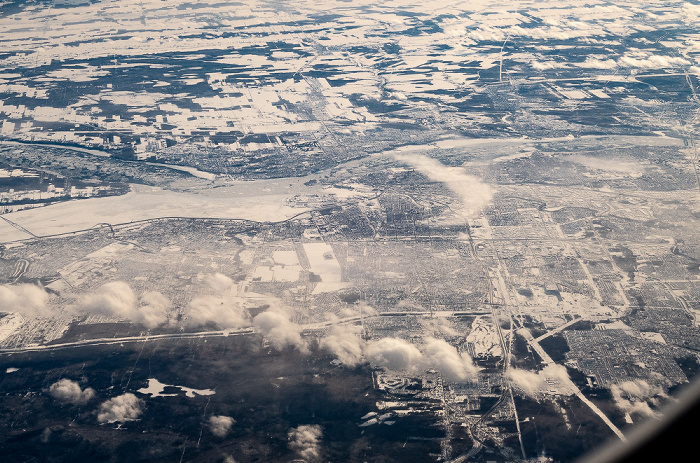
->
[183,273,255,329]
[568,155,645,176]
[185,295,250,329]
[49,378,95,405]
[137,291,171,328]
[319,325,364,366]
[508,364,575,397]
[573,52,691,71]
[288,424,322,461]
[575,57,618,69]
[422,338,478,381]
[357,303,378,316]
[80,282,171,328]
[80,281,138,318]
[421,317,460,337]
[365,337,424,373]
[507,368,544,397]
[365,337,478,381]
[542,364,575,394]
[618,54,690,69]
[611,379,666,418]
[204,273,235,294]
[0,283,51,318]
[97,393,144,423]
[338,302,378,319]
[253,307,307,352]
[209,415,235,437]
[531,60,565,71]
[393,154,493,219]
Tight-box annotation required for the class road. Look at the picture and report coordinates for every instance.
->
[0,310,457,355]
[533,317,584,343]
[0,328,255,354]
[518,327,628,443]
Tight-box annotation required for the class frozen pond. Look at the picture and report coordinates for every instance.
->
[137,378,215,398]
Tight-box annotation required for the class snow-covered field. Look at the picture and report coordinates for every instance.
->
[3,183,309,241]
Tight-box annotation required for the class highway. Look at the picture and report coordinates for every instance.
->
[0,310,457,355]
[518,327,628,443]
[0,328,255,354]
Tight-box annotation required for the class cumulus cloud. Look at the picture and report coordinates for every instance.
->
[209,415,235,438]
[0,283,51,317]
[319,325,364,366]
[336,302,378,319]
[611,379,666,418]
[531,60,565,71]
[575,53,691,71]
[97,393,144,424]
[136,291,172,328]
[81,281,137,317]
[80,282,171,328]
[253,307,307,352]
[507,23,599,41]
[508,364,575,398]
[422,338,478,381]
[186,295,250,329]
[393,154,493,219]
[288,424,322,461]
[49,378,95,405]
[508,368,545,397]
[365,337,424,373]
[357,303,378,317]
[421,317,460,338]
[568,155,645,176]
[204,273,235,294]
[183,273,256,329]
[540,364,576,394]
[468,26,507,42]
[618,54,690,69]
[364,337,477,381]
[320,319,474,374]
[575,57,618,69]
